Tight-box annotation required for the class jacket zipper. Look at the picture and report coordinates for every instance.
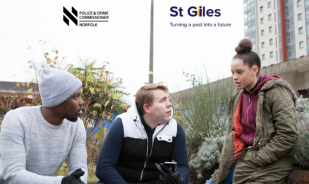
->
[149,123,168,157]
[263,96,270,142]
[139,122,168,181]
[263,110,269,142]
[247,95,252,127]
[139,121,149,181]
[139,138,148,181]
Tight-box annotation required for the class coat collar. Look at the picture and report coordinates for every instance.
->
[126,101,175,128]
[231,79,277,101]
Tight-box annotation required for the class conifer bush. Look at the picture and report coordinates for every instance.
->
[295,95,309,130]
[293,95,309,169]
[293,130,309,169]
[189,135,226,179]
[188,113,227,179]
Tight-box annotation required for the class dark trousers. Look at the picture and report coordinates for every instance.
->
[220,162,236,184]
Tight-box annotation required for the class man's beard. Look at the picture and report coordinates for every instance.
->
[63,105,80,122]
[65,115,79,122]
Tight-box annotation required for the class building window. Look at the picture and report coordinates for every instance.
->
[269,26,272,32]
[299,27,303,34]
[297,0,302,6]
[300,41,304,48]
[270,39,273,45]
[262,54,265,60]
[270,51,273,58]
[261,18,264,24]
[260,6,263,12]
[262,42,265,48]
[268,2,271,8]
[298,13,302,20]
[268,14,272,20]
[261,30,264,36]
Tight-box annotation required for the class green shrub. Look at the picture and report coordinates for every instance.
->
[189,136,226,179]
[293,130,309,169]
[293,95,309,169]
[87,163,99,182]
[188,113,228,179]
[180,68,235,142]
[176,67,235,181]
[295,95,309,131]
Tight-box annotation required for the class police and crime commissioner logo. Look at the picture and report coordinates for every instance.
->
[63,6,109,27]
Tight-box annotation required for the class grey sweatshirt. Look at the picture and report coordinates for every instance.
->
[0,106,88,184]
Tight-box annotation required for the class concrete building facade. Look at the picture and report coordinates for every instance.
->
[244,0,309,67]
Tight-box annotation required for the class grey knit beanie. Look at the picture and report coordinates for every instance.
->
[39,67,82,107]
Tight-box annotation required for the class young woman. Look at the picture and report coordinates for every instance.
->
[207,39,298,184]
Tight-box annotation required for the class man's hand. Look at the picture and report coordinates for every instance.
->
[155,163,184,184]
[61,168,85,184]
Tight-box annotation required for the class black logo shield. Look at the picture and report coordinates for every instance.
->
[63,7,78,26]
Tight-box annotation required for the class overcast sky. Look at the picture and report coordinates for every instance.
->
[0,0,244,105]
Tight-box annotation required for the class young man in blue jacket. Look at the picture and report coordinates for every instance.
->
[96,84,189,184]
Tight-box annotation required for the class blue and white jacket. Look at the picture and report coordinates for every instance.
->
[95,102,189,183]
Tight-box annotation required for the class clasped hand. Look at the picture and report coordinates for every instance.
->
[155,162,184,184]
[61,168,85,184]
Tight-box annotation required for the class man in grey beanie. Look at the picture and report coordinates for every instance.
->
[0,67,88,184]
